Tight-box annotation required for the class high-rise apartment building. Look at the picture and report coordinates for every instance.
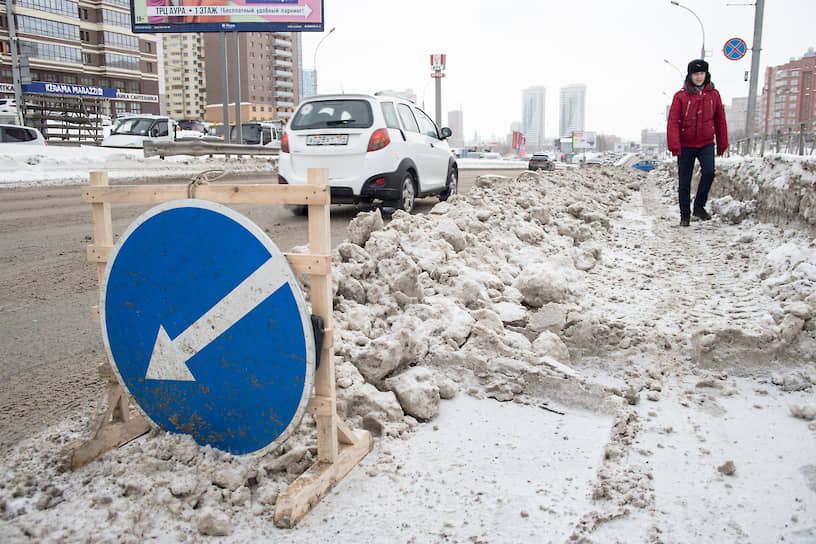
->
[559,84,586,137]
[521,86,545,149]
[761,48,816,135]
[447,109,463,148]
[161,33,206,119]
[0,0,160,116]
[728,95,763,141]
[202,31,300,123]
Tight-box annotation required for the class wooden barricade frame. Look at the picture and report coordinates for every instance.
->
[74,168,372,528]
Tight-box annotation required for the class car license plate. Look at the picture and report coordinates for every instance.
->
[306,134,348,146]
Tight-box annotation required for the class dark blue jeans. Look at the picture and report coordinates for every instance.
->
[677,143,715,216]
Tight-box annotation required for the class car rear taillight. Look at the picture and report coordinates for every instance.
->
[367,128,390,152]
[281,131,289,153]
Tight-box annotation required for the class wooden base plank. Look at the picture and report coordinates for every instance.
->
[273,429,373,528]
[69,417,151,470]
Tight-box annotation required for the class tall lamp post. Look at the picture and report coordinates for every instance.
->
[313,27,336,95]
[664,59,684,79]
[670,1,706,59]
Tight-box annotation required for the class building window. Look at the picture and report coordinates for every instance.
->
[103,52,140,71]
[103,31,139,50]
[18,0,77,17]
[18,15,80,41]
[145,42,152,53]
[146,62,153,73]
[101,9,131,29]
[21,40,82,64]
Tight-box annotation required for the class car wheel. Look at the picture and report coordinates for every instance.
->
[440,168,457,201]
[397,174,416,213]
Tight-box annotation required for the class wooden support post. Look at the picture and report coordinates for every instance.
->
[273,168,372,528]
[70,171,150,470]
[307,167,339,464]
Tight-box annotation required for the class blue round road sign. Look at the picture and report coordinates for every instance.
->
[101,200,315,455]
[723,38,747,61]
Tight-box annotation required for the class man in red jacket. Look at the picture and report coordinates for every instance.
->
[667,59,728,226]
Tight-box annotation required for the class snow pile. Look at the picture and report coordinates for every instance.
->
[658,154,816,229]
[327,168,635,434]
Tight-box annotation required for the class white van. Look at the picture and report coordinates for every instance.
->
[101,115,175,148]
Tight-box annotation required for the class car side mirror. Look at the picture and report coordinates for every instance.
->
[440,127,452,140]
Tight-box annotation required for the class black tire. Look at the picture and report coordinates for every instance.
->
[439,167,458,201]
[397,173,416,213]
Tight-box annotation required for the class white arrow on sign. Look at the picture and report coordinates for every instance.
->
[145,258,287,381]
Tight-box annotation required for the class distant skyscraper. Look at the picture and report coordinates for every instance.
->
[448,109,464,148]
[559,84,586,137]
[302,70,317,99]
[522,87,546,149]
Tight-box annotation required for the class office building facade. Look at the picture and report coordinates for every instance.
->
[761,48,816,135]
[1,0,160,116]
[521,86,545,149]
[202,31,300,123]
[559,84,586,137]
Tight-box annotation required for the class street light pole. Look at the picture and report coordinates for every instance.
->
[670,1,706,59]
[664,59,684,78]
[313,27,335,95]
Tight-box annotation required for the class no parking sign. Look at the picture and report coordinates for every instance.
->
[100,200,315,455]
[723,37,747,61]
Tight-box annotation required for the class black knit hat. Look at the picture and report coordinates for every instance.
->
[687,59,709,75]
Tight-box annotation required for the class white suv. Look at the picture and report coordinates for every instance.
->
[278,93,458,214]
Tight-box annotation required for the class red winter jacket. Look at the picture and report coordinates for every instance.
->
[667,83,728,156]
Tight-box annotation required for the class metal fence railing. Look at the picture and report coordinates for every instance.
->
[733,122,815,156]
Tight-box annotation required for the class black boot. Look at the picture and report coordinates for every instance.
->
[693,207,711,220]
[680,214,690,227]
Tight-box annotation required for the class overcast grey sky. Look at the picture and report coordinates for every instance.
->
[301,0,815,142]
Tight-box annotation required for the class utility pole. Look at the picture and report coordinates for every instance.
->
[5,0,24,125]
[220,31,230,144]
[745,0,765,149]
[233,31,242,144]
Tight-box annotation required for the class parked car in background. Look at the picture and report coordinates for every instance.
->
[207,121,281,146]
[0,99,18,114]
[174,119,210,140]
[278,93,458,214]
[0,124,47,145]
[101,115,175,148]
[528,153,554,171]
[632,159,657,171]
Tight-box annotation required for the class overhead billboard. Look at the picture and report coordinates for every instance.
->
[572,131,596,149]
[130,0,324,33]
